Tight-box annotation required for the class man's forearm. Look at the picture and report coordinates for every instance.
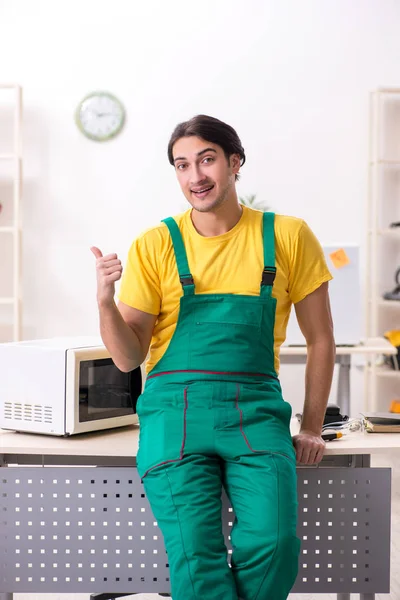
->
[98,300,144,372]
[300,338,336,435]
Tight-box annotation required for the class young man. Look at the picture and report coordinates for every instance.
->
[91,115,336,600]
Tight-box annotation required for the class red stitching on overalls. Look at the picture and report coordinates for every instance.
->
[235,383,260,453]
[147,369,277,380]
[141,386,188,479]
[235,382,275,454]
[142,458,181,479]
[235,383,294,463]
[180,386,188,458]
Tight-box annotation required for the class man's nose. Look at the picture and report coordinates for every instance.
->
[190,164,207,185]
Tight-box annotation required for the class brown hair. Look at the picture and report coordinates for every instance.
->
[167,114,246,181]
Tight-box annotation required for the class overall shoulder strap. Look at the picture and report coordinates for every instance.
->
[162,217,195,295]
[261,212,276,297]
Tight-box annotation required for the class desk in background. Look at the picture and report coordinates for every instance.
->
[280,336,396,416]
[0,423,398,600]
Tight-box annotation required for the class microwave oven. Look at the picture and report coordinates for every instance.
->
[0,336,142,436]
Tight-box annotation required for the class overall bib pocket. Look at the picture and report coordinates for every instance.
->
[194,298,263,327]
[189,300,264,372]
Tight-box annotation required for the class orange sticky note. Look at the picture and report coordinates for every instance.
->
[329,248,350,269]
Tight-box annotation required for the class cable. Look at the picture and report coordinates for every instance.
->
[322,417,364,433]
[295,413,364,434]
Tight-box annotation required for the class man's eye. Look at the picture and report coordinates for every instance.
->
[177,164,186,170]
[203,157,214,164]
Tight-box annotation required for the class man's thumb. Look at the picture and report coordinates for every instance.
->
[90,246,103,259]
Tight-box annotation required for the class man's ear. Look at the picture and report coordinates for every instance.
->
[230,153,241,175]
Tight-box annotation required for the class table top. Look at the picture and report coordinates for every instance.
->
[280,336,396,355]
[2,419,400,458]
[1,337,396,461]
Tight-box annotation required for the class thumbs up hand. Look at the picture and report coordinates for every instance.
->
[91,246,123,307]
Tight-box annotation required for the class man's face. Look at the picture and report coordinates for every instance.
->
[172,136,240,212]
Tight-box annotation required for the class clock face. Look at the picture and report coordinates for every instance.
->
[75,92,125,141]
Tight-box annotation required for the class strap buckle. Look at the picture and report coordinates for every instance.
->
[261,267,276,286]
[179,274,194,287]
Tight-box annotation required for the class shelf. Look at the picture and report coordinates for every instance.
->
[368,366,400,378]
[0,84,22,342]
[0,298,15,305]
[378,228,400,237]
[378,300,400,308]
[370,160,400,167]
[0,153,20,160]
[367,88,400,408]
[0,84,21,90]
[376,367,400,378]
[375,88,400,94]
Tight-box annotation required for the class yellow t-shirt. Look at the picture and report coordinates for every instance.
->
[118,206,332,374]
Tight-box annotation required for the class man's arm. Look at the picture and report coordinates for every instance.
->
[292,281,336,464]
[99,300,157,372]
[91,246,157,373]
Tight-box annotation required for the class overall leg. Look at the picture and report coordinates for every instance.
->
[143,454,238,600]
[223,452,300,600]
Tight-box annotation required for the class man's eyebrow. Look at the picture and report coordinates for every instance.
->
[173,148,217,163]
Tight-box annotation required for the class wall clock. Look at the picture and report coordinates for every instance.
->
[75,91,126,141]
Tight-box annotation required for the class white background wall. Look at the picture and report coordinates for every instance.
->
[1,0,400,416]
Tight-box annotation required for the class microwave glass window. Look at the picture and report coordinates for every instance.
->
[79,359,140,422]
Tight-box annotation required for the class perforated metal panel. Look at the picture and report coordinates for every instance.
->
[291,467,391,594]
[0,465,391,595]
[0,467,169,594]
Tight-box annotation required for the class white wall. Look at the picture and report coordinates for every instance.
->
[1,0,400,415]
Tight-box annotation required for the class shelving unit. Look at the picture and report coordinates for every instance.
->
[0,84,22,341]
[366,88,400,410]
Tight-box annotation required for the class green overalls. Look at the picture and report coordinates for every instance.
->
[136,212,301,600]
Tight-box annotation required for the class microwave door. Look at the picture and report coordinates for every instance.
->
[78,358,141,424]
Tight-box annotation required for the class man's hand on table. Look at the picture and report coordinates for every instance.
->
[292,429,326,465]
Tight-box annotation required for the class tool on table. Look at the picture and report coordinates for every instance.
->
[322,431,343,441]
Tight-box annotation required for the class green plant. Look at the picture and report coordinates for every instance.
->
[239,194,269,212]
